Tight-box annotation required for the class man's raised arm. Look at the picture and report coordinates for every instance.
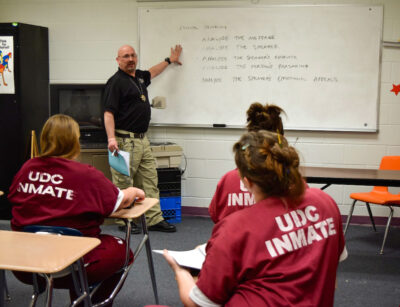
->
[149,44,183,79]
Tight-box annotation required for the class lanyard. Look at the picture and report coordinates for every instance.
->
[130,77,146,102]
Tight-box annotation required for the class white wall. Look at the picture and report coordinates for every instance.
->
[2,0,400,217]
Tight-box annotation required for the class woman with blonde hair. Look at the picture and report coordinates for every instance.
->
[8,114,144,306]
[164,130,347,307]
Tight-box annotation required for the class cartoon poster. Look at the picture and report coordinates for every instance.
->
[0,36,15,94]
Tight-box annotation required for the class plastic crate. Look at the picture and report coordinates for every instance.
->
[157,168,181,182]
[157,167,181,196]
[160,196,181,223]
[158,182,181,196]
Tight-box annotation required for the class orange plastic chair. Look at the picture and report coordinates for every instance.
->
[344,156,400,254]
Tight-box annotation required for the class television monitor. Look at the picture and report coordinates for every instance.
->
[50,84,107,146]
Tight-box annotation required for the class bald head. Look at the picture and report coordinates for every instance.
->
[116,45,137,75]
[117,45,134,57]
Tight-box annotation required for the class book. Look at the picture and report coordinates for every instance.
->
[153,243,207,270]
[108,150,130,176]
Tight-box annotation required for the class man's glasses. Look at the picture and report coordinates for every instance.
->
[120,54,137,60]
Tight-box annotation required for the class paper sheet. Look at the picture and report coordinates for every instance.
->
[153,243,207,270]
[108,150,130,176]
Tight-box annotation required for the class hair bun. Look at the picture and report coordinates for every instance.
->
[246,103,285,134]
[233,130,304,206]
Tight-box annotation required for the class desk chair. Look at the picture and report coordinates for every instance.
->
[109,198,160,304]
[0,230,99,307]
[24,225,133,307]
[344,156,400,254]
[23,226,95,307]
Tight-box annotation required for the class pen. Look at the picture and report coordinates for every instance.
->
[126,198,137,209]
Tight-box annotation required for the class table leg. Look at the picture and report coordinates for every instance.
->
[44,275,54,307]
[141,215,159,304]
[0,270,5,307]
[76,259,92,307]
[123,219,132,267]
[320,183,331,190]
[31,274,40,307]
[3,274,10,302]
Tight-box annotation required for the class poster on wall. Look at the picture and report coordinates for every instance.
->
[0,36,15,94]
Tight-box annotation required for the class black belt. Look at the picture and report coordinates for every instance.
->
[115,131,145,139]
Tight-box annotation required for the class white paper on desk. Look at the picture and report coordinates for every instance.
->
[153,243,207,270]
[108,150,130,176]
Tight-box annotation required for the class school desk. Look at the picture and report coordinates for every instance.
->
[0,230,100,307]
[301,166,400,190]
[109,197,159,304]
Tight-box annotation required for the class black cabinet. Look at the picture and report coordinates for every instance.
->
[0,23,49,219]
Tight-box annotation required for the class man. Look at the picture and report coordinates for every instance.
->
[103,44,182,233]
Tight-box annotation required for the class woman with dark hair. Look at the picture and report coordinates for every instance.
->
[208,102,286,223]
[164,130,346,307]
[8,114,144,306]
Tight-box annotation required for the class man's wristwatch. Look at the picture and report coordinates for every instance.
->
[164,57,171,65]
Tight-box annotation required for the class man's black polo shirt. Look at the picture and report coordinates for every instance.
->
[103,68,151,133]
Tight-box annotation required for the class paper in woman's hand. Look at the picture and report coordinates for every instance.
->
[153,243,207,270]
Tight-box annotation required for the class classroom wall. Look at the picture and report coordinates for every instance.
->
[1,0,400,218]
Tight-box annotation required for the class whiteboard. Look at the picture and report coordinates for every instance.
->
[139,5,383,131]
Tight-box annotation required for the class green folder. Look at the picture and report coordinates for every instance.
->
[108,150,130,176]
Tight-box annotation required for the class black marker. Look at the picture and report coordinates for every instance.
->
[213,124,226,128]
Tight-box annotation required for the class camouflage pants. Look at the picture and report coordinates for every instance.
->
[110,131,163,226]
